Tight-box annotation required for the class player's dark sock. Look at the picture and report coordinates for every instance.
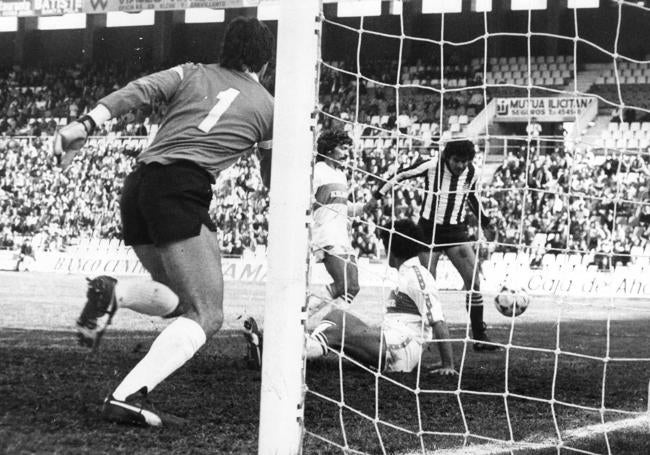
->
[326,283,339,300]
[467,292,485,337]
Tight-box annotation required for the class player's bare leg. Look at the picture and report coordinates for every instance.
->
[323,252,360,304]
[131,245,189,318]
[418,250,441,279]
[104,225,223,426]
[307,309,387,371]
[445,243,501,352]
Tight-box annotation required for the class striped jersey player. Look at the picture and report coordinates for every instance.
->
[53,17,275,426]
[372,139,501,352]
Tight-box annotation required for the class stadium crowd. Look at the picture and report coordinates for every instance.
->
[1,64,649,263]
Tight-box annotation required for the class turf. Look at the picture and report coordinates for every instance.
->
[1,272,649,454]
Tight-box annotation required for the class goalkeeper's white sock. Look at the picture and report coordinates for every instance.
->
[114,279,179,317]
[112,317,206,401]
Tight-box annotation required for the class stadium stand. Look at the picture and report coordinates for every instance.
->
[1,59,649,263]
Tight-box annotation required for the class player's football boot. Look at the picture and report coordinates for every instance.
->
[243,317,263,370]
[76,275,118,349]
[102,390,186,427]
[472,323,504,352]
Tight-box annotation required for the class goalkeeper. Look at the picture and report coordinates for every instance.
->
[53,17,275,427]
[304,219,456,375]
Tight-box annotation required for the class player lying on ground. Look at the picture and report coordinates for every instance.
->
[246,219,456,375]
[53,17,274,427]
[311,130,371,307]
[371,139,501,352]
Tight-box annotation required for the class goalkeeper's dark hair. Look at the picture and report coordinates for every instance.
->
[441,139,477,162]
[379,219,428,260]
[220,17,274,73]
[316,129,353,161]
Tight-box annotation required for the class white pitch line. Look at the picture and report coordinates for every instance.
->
[398,414,650,455]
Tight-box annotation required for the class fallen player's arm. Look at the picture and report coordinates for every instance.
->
[428,320,457,376]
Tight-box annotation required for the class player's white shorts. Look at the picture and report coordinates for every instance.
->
[312,244,355,263]
[382,315,429,373]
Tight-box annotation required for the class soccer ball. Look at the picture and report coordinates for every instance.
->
[494,286,530,317]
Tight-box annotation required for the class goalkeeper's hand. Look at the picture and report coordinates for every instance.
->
[52,115,95,169]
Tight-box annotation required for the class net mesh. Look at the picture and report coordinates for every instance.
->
[301,1,650,454]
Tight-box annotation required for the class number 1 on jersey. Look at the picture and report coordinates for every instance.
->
[198,88,240,133]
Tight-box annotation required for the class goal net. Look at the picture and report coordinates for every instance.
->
[262,1,650,454]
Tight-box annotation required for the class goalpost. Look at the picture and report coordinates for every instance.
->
[259,1,319,454]
[261,1,650,454]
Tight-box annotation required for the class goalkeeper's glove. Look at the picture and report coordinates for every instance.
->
[52,115,96,169]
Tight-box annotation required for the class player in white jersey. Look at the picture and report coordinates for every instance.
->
[312,130,367,305]
[305,219,456,376]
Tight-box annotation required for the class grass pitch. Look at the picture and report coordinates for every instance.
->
[1,272,648,454]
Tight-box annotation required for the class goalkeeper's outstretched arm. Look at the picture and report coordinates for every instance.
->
[53,66,185,166]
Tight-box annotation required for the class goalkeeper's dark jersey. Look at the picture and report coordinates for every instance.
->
[98,63,274,178]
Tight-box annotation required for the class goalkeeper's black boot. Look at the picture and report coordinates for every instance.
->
[76,275,118,349]
[102,389,186,427]
[473,323,504,352]
[243,317,263,370]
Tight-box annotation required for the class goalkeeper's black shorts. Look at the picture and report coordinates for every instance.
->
[120,160,217,247]
[418,219,472,251]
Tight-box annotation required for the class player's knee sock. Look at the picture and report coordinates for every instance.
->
[112,317,206,401]
[466,292,485,336]
[114,279,179,317]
